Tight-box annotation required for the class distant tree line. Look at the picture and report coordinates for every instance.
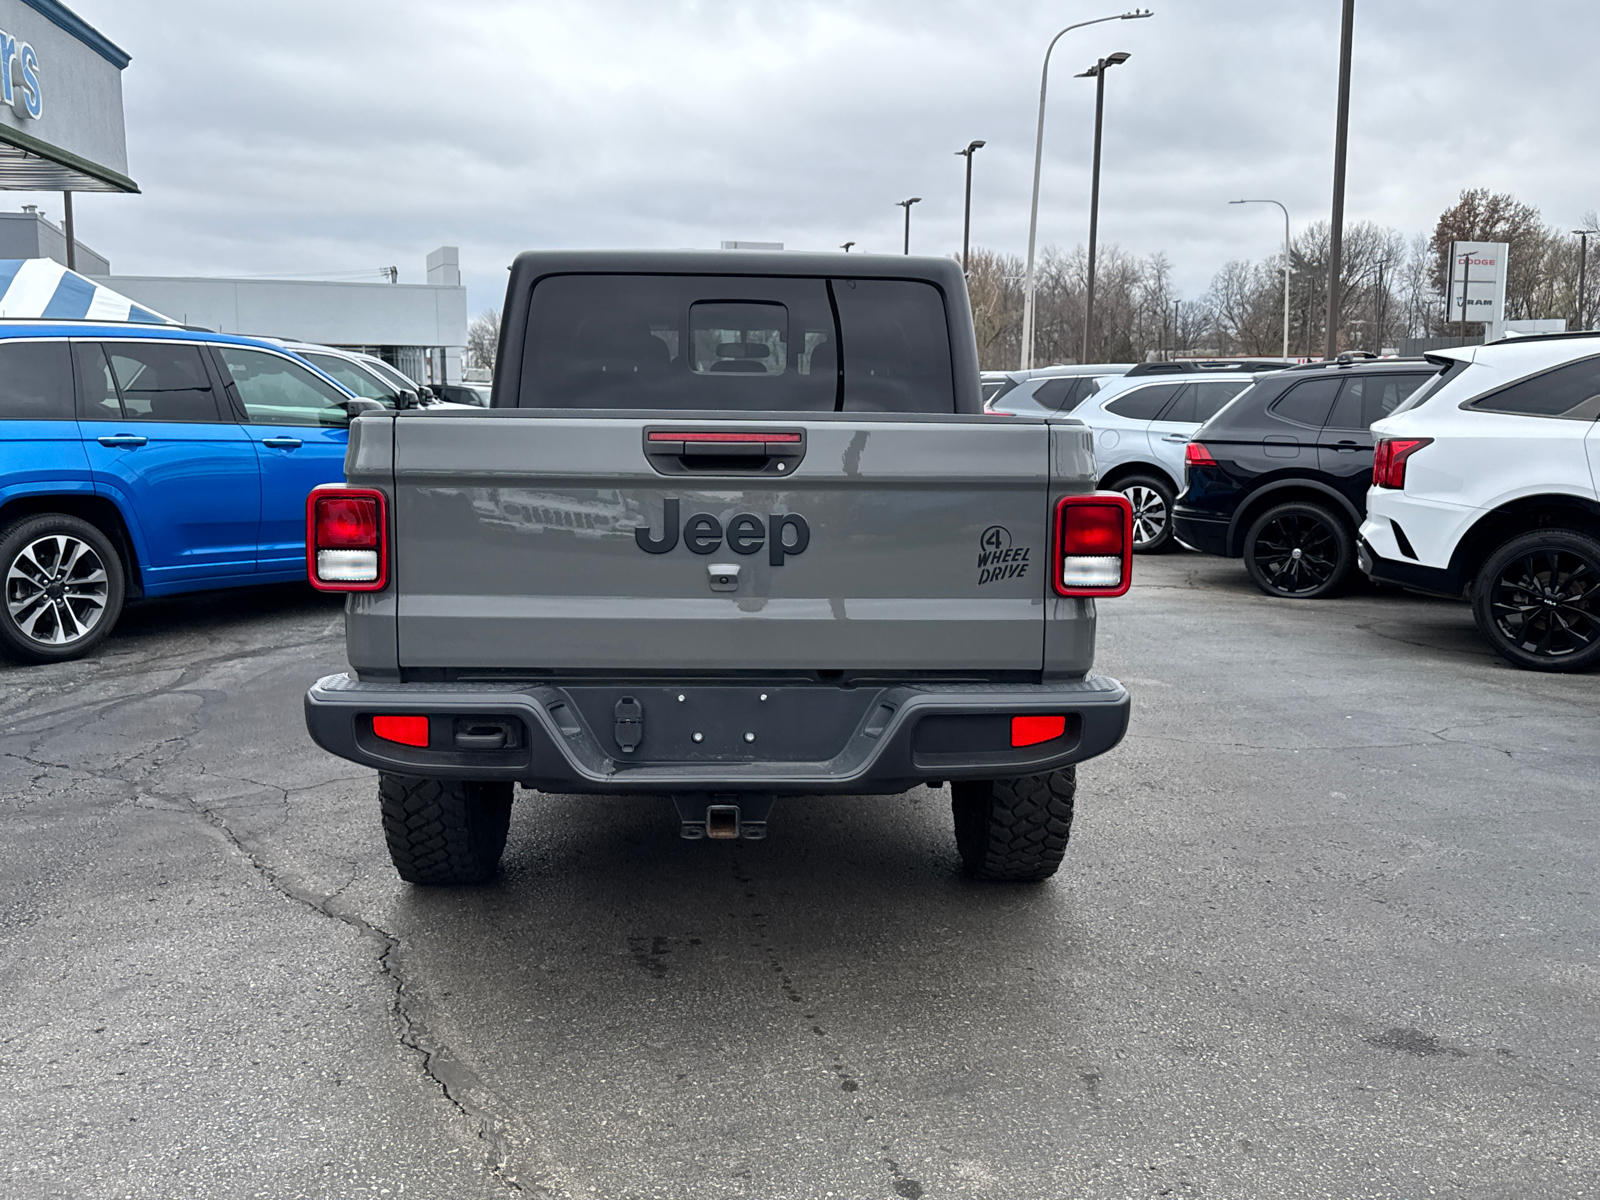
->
[964,188,1599,370]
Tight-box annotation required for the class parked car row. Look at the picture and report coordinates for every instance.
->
[0,321,437,662]
[1171,336,1600,672]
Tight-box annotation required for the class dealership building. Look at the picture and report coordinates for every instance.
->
[0,0,467,383]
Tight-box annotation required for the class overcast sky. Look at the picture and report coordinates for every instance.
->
[20,0,1600,317]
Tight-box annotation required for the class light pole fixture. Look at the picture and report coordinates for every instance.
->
[1574,228,1595,331]
[955,140,985,275]
[1324,0,1355,359]
[897,197,921,255]
[841,241,856,253]
[1231,199,1292,359]
[1020,8,1153,370]
[1075,50,1132,365]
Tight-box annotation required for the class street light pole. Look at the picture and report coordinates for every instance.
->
[955,140,985,275]
[1076,52,1130,364]
[1020,8,1153,370]
[1324,0,1355,360]
[1574,228,1595,331]
[1230,199,1292,359]
[897,197,921,255]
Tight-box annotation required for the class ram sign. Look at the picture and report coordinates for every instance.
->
[1447,241,1509,334]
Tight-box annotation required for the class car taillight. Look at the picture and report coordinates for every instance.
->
[1185,441,1218,467]
[1053,492,1133,597]
[307,485,388,591]
[1372,437,1432,489]
[1011,714,1067,747]
[372,714,429,746]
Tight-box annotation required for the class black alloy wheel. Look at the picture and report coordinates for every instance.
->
[1242,501,1353,599]
[1117,475,1177,553]
[1472,530,1600,673]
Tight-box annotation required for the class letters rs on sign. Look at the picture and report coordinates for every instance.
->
[977,525,1031,585]
[0,29,42,120]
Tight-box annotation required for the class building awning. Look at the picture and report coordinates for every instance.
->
[0,125,138,192]
[0,257,171,322]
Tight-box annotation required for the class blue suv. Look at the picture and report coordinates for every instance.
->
[0,321,363,663]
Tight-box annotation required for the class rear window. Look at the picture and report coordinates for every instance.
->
[1032,377,1077,409]
[1269,377,1341,428]
[1061,377,1104,413]
[517,274,954,413]
[0,339,73,420]
[1327,373,1430,430]
[1468,355,1600,419]
[1105,382,1182,420]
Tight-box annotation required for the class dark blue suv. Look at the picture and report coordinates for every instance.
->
[0,321,361,662]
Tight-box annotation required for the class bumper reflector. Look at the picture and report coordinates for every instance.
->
[1011,714,1067,747]
[373,714,429,747]
[316,548,379,582]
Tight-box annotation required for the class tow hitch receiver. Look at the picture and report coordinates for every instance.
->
[673,793,774,840]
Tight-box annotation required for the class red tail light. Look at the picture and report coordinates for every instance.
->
[1185,441,1218,467]
[1011,714,1067,747]
[372,714,429,747]
[307,485,388,591]
[1053,492,1133,597]
[1373,437,1432,489]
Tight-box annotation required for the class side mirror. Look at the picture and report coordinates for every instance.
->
[345,398,385,416]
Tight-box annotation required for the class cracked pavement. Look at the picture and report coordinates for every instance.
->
[2,556,1597,1198]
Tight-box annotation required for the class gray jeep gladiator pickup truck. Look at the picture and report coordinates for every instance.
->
[303,250,1131,885]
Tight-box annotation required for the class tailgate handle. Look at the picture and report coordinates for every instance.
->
[643,429,806,477]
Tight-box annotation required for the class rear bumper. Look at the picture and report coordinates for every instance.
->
[1171,509,1231,557]
[1356,538,1463,599]
[304,673,1131,794]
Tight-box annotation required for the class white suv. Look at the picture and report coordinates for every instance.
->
[1360,333,1600,671]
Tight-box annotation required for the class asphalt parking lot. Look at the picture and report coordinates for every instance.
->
[2,554,1596,1200]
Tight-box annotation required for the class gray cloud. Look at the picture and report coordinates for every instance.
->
[25,0,1600,316]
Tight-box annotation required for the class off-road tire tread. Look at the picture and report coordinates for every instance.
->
[951,767,1076,882]
[1470,529,1600,674]
[378,773,512,885]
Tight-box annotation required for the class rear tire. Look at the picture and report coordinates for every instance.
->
[378,774,513,885]
[1470,529,1600,673]
[1243,501,1353,599]
[0,513,125,664]
[1115,475,1177,553]
[951,767,1076,882]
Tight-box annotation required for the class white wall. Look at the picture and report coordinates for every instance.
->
[90,273,468,347]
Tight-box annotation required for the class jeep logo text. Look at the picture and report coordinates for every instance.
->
[634,498,810,566]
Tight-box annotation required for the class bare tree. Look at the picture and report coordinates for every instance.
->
[467,310,500,372]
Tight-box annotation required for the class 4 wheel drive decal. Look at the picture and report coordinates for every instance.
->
[978,524,1031,585]
[634,498,810,566]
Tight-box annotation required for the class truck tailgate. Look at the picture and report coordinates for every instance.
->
[389,413,1052,673]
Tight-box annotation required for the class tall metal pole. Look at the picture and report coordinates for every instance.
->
[62,192,76,271]
[1020,9,1152,371]
[1323,0,1355,360]
[956,141,984,275]
[1230,200,1291,359]
[1082,63,1107,364]
[1574,229,1593,331]
[1459,249,1471,339]
[897,197,920,255]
